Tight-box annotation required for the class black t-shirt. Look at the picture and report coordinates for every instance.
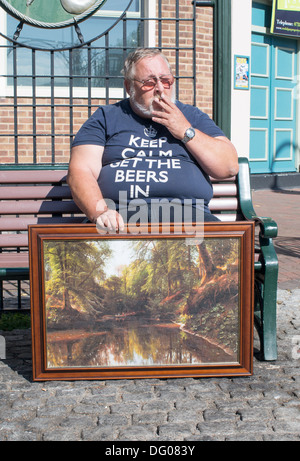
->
[72,98,225,217]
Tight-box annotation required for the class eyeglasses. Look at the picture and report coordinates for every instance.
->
[132,75,174,90]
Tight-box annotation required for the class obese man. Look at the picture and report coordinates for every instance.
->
[67,48,238,231]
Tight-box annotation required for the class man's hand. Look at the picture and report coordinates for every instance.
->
[150,93,239,179]
[95,209,125,233]
[151,93,190,140]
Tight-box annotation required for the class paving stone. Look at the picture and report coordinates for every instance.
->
[158,423,196,439]
[42,428,82,441]
[197,420,237,436]
[118,425,157,441]
[167,408,204,424]
[132,411,167,425]
[82,426,119,441]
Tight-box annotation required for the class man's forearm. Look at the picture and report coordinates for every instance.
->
[67,169,108,222]
[185,132,239,180]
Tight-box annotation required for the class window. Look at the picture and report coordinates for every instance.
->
[0,0,143,97]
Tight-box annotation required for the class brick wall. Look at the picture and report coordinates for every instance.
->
[0,3,213,164]
[160,2,213,115]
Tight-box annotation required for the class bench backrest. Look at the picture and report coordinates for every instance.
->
[210,176,242,222]
[0,168,84,248]
[0,163,244,249]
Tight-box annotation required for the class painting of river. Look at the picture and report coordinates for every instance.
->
[43,236,241,369]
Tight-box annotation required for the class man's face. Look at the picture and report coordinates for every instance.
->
[125,55,175,118]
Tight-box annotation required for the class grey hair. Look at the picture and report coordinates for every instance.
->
[122,48,172,81]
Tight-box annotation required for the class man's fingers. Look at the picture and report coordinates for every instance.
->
[95,210,125,233]
[117,213,125,232]
[96,214,113,233]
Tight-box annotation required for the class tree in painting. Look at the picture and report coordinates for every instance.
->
[182,239,240,354]
[44,240,111,326]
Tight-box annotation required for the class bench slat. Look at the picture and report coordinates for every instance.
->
[0,216,85,231]
[0,252,29,268]
[0,234,29,248]
[0,185,72,200]
[212,183,237,196]
[209,197,238,211]
[0,170,67,184]
[0,200,81,214]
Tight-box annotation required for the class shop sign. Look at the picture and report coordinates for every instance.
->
[271,0,300,37]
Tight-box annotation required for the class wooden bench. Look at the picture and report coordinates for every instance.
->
[0,158,278,360]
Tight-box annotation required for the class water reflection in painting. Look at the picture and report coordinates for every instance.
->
[46,320,236,368]
[43,237,240,369]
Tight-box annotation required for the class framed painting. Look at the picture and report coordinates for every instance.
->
[29,222,254,381]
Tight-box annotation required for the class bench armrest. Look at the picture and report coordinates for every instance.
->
[237,158,278,239]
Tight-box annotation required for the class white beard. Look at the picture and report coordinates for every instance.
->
[130,99,154,118]
[129,85,176,118]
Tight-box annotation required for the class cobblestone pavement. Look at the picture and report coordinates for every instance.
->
[252,187,300,290]
[0,287,299,442]
[0,187,299,442]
